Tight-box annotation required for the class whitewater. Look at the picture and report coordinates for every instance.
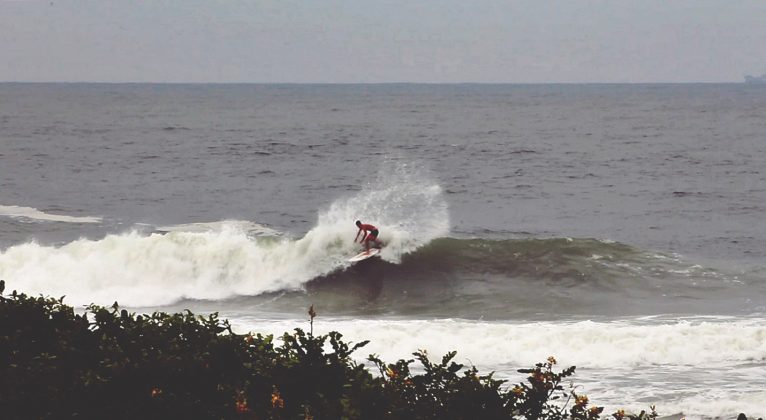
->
[0,171,448,307]
[2,83,766,418]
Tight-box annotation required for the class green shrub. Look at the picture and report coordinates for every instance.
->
[0,281,660,419]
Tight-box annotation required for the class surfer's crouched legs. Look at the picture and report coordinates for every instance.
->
[364,229,380,250]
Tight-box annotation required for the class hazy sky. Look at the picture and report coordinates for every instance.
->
[2,0,765,83]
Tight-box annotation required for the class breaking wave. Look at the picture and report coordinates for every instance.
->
[0,169,448,307]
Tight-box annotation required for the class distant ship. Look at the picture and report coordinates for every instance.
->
[744,74,766,84]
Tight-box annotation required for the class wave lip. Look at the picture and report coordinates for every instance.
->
[0,205,102,224]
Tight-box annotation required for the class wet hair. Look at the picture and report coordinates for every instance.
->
[355,220,361,226]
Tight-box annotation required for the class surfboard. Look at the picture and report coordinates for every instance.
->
[348,248,381,262]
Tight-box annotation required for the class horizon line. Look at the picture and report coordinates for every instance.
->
[0,81,752,86]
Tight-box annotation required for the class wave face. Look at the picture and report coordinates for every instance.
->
[0,170,448,307]
[250,237,762,319]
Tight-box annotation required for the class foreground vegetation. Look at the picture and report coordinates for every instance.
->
[1,280,661,419]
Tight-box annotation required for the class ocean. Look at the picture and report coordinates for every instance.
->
[1,83,765,418]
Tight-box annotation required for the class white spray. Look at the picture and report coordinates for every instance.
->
[0,167,449,306]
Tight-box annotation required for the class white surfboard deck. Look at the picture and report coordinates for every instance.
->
[348,248,381,262]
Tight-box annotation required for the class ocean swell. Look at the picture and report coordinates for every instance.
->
[272,237,754,318]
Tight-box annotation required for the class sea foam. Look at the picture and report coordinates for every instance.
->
[0,205,102,224]
[227,317,766,369]
[0,170,448,307]
[227,316,766,418]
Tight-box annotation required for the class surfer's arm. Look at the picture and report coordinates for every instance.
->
[355,228,363,242]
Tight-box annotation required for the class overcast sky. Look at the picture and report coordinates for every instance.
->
[2,0,765,83]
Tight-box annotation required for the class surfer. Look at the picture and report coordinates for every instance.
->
[355,220,382,250]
